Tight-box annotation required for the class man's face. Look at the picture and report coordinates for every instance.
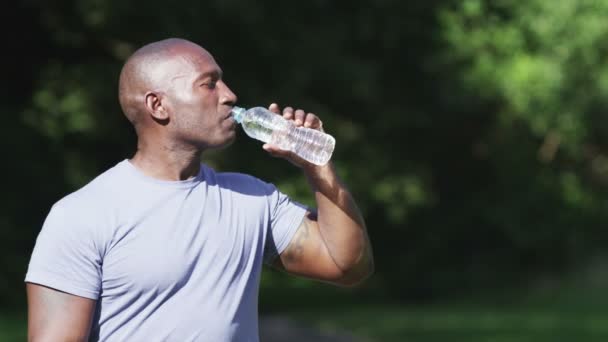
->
[162,44,238,149]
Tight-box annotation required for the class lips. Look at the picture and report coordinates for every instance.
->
[223,111,234,121]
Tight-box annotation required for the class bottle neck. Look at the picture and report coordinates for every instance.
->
[231,106,246,123]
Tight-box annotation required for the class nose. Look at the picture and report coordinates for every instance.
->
[219,81,237,106]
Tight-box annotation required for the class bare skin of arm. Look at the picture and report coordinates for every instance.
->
[265,104,374,286]
[27,283,96,342]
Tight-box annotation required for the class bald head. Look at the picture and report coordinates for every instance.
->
[118,38,211,128]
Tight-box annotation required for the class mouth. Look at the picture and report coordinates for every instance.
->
[223,109,235,121]
[224,115,236,125]
[223,112,237,129]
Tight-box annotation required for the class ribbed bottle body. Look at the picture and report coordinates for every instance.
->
[236,107,335,165]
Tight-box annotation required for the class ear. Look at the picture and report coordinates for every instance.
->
[144,91,169,121]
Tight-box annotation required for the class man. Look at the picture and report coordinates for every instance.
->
[25,38,373,341]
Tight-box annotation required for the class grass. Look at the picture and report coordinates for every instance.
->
[295,303,608,341]
[4,304,607,342]
[0,311,26,342]
[4,280,608,341]
[289,280,608,341]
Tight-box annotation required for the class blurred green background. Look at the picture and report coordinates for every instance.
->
[3,0,608,340]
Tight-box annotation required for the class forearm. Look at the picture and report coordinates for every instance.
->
[304,162,374,280]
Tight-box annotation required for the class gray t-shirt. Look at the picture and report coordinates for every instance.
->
[25,160,307,341]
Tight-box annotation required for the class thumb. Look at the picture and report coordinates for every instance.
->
[262,143,284,157]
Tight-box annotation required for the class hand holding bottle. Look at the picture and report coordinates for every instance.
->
[231,103,335,167]
[262,103,329,168]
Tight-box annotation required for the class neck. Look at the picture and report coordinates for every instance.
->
[129,136,203,181]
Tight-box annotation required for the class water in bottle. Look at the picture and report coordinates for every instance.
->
[231,106,335,165]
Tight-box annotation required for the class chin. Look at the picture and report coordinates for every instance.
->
[206,134,237,151]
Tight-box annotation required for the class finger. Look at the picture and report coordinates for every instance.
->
[268,103,281,114]
[294,109,306,126]
[262,143,277,155]
[263,144,290,158]
[303,113,319,128]
[283,107,294,120]
[263,144,304,167]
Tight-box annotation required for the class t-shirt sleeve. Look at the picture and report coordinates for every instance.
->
[25,202,103,300]
[262,182,309,264]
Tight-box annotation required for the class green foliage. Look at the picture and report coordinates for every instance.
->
[441,0,608,151]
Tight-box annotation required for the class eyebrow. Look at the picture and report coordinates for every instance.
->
[195,69,223,82]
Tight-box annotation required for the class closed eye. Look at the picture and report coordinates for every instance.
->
[201,81,217,89]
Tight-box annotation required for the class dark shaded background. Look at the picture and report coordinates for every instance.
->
[3,0,608,340]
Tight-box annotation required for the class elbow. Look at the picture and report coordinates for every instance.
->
[336,269,374,288]
[334,257,375,288]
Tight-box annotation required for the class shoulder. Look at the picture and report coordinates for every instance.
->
[39,162,131,250]
[202,164,276,196]
[50,161,128,220]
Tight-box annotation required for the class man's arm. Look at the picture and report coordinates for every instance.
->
[27,283,96,342]
[265,104,374,286]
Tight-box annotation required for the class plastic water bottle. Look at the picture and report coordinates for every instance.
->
[231,106,335,166]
